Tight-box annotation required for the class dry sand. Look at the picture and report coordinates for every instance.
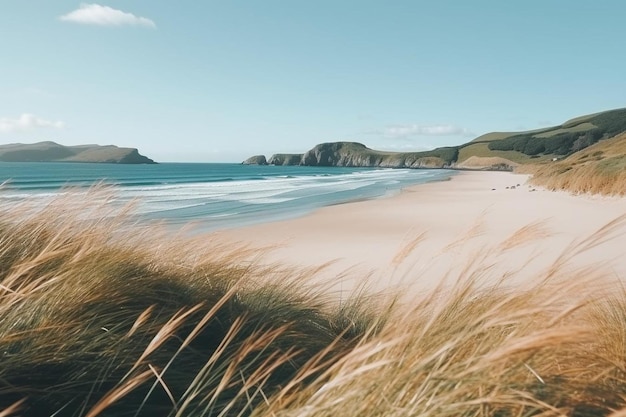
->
[213,171,626,299]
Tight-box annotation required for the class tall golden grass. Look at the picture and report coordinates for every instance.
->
[523,133,626,196]
[1,192,626,416]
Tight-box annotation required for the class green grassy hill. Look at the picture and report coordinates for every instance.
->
[0,141,156,164]
[458,107,626,167]
[250,107,626,171]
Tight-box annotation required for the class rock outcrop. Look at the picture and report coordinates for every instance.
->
[260,142,457,169]
[115,148,156,164]
[302,142,377,166]
[0,141,155,164]
[267,154,303,166]
[242,155,267,165]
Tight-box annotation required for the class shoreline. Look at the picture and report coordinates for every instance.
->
[212,170,626,298]
[182,168,457,233]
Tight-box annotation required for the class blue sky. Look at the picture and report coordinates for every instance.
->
[1,1,625,162]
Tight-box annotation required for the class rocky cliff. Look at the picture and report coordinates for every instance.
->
[247,142,457,169]
[301,142,377,166]
[0,141,155,164]
[242,155,267,165]
[267,153,304,166]
[243,107,626,170]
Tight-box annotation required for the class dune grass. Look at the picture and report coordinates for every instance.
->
[523,132,626,196]
[0,194,381,416]
[1,193,626,416]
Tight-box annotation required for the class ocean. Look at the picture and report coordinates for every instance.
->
[0,162,454,231]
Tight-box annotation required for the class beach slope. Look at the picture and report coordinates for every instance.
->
[215,171,626,296]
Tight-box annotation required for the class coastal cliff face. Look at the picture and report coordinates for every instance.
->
[267,153,303,166]
[242,155,267,165]
[0,141,155,164]
[115,148,156,164]
[246,142,456,169]
[302,142,379,166]
[243,107,626,170]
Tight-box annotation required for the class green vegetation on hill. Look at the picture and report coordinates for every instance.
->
[260,142,459,169]
[304,142,460,168]
[0,141,156,164]
[469,127,552,143]
[457,142,549,164]
[533,122,596,138]
[525,132,626,195]
[249,107,626,171]
[485,108,626,158]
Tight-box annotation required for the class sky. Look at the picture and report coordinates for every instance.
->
[1,1,625,162]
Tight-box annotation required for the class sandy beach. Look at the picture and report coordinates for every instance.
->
[213,171,626,299]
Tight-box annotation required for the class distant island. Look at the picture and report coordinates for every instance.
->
[244,107,626,171]
[0,141,156,164]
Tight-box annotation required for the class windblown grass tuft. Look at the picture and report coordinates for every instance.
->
[0,192,379,416]
[1,191,626,416]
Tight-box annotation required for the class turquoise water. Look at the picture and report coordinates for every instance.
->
[0,162,454,231]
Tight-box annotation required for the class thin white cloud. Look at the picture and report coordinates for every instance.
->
[60,3,156,28]
[384,124,474,138]
[0,114,65,133]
